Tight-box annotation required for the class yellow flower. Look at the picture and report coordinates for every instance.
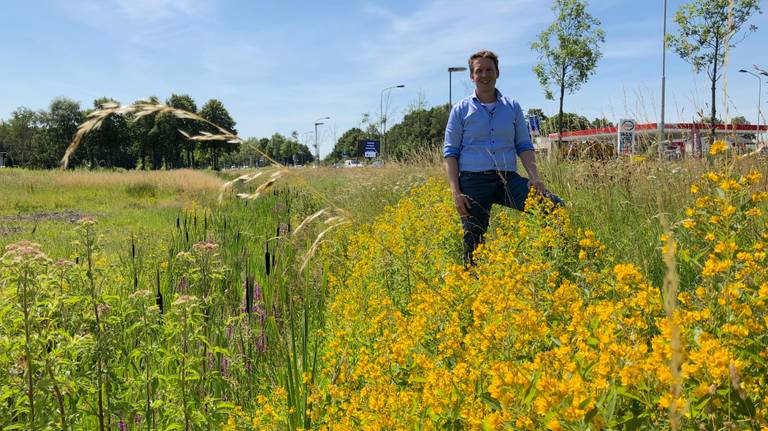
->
[690,184,700,194]
[709,140,727,155]
[719,179,741,191]
[741,170,762,185]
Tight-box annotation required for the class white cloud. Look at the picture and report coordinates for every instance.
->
[358,0,548,81]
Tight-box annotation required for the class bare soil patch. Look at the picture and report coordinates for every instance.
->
[0,210,91,224]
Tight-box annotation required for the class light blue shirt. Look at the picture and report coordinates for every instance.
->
[443,89,534,172]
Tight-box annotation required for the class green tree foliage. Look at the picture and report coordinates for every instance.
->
[326,128,369,163]
[0,94,249,170]
[171,94,199,168]
[541,112,593,136]
[380,104,450,161]
[531,0,605,153]
[222,134,313,167]
[1,107,42,167]
[591,117,614,129]
[128,96,160,170]
[667,0,761,141]
[41,98,84,168]
[199,99,237,170]
[79,98,132,169]
[526,108,549,123]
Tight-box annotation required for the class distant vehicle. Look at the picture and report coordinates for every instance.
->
[344,160,363,168]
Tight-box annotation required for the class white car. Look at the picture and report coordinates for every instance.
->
[344,160,362,168]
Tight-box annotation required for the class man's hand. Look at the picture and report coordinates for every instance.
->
[528,177,549,196]
[453,193,471,218]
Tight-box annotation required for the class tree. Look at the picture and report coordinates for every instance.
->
[81,98,132,168]
[326,127,368,163]
[540,112,592,136]
[2,107,41,167]
[531,0,605,155]
[42,98,84,168]
[380,104,450,161]
[167,94,198,168]
[199,99,237,170]
[667,0,761,142]
[128,96,160,170]
[526,108,548,123]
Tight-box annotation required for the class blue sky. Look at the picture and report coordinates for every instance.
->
[1,0,765,156]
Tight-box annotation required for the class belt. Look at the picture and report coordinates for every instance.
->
[461,170,513,175]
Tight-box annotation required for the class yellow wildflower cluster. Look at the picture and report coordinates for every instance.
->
[709,140,727,156]
[317,161,768,429]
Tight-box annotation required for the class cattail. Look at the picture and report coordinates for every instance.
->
[176,215,180,230]
[244,276,252,315]
[193,209,197,228]
[236,231,240,243]
[156,268,163,314]
[131,234,136,259]
[265,245,271,276]
[185,230,189,244]
[203,212,207,233]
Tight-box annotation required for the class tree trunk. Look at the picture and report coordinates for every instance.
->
[710,36,719,143]
[557,63,567,160]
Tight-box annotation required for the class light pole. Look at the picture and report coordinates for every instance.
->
[314,116,330,167]
[448,66,467,107]
[380,84,405,160]
[658,0,668,160]
[739,69,762,146]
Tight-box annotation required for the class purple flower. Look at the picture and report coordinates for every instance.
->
[118,420,127,431]
[221,357,229,376]
[177,277,188,293]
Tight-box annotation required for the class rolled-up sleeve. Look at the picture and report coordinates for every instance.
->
[513,101,534,154]
[443,105,463,159]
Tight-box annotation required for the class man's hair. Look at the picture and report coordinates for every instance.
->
[468,50,499,73]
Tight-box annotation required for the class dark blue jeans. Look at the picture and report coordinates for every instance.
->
[459,170,563,265]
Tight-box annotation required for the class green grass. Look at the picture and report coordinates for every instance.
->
[0,168,223,257]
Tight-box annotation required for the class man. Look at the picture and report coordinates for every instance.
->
[444,50,562,265]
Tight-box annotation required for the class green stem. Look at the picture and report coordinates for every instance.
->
[21,269,35,430]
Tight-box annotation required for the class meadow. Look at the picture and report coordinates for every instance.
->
[1,150,767,430]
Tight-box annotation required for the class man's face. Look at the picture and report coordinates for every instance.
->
[470,57,499,93]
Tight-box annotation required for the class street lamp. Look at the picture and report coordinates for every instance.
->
[314,116,330,167]
[658,0,668,160]
[739,69,762,145]
[380,84,405,160]
[448,66,467,106]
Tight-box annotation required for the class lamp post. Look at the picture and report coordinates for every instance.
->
[739,69,762,146]
[314,116,330,167]
[657,0,668,160]
[380,84,405,160]
[448,66,467,107]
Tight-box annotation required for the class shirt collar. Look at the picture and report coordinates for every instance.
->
[471,89,503,103]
